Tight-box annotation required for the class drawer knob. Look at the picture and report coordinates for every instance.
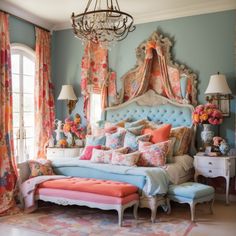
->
[208,162,212,165]
[209,170,212,173]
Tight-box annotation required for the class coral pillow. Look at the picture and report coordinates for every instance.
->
[138,141,170,167]
[91,147,128,164]
[80,145,102,160]
[111,151,141,166]
[28,160,55,178]
[143,124,172,143]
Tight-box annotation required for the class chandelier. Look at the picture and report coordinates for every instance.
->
[71,0,135,46]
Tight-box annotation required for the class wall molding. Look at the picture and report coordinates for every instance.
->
[0,1,53,30]
[1,0,235,31]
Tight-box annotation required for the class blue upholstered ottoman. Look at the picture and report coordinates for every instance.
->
[167,182,215,221]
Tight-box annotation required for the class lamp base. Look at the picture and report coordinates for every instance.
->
[67,100,77,115]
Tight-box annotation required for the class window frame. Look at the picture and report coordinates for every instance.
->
[11,43,35,162]
[89,92,102,126]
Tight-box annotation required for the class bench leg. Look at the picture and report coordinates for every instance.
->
[133,202,139,220]
[118,207,124,227]
[166,198,171,214]
[190,202,196,222]
[209,199,214,214]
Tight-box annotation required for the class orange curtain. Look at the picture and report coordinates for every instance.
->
[34,27,55,158]
[0,12,17,215]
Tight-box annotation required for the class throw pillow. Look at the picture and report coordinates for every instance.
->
[138,140,170,167]
[111,151,141,166]
[170,126,192,156]
[127,125,145,135]
[91,147,128,164]
[28,160,55,178]
[86,135,106,146]
[143,124,172,143]
[125,119,147,129]
[79,145,102,160]
[105,130,126,149]
[124,131,151,152]
[166,137,176,163]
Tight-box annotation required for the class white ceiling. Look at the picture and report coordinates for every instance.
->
[0,0,235,31]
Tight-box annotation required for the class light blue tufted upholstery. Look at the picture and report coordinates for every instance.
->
[106,102,193,128]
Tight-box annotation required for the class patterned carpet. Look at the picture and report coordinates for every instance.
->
[0,203,196,236]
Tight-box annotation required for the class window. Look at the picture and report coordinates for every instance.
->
[90,93,102,125]
[11,44,35,163]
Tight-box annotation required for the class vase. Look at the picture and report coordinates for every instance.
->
[219,141,230,155]
[201,124,214,148]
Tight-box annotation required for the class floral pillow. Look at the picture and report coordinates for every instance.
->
[91,147,128,164]
[138,141,170,167]
[170,126,192,156]
[28,160,55,178]
[127,125,145,135]
[111,151,141,166]
[86,135,106,146]
[79,145,102,160]
[124,131,151,152]
[105,130,126,149]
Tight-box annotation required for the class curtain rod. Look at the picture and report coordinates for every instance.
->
[0,9,50,32]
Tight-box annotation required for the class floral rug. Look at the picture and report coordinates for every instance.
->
[0,204,196,236]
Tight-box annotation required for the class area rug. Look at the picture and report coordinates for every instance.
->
[0,204,196,236]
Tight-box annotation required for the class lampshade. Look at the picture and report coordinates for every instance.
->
[205,74,232,95]
[58,85,77,100]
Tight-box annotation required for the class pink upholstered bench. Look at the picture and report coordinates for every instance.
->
[35,178,139,226]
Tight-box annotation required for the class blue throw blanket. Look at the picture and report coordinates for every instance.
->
[52,159,169,196]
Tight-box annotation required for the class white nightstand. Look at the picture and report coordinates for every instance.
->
[47,147,84,160]
[194,154,236,204]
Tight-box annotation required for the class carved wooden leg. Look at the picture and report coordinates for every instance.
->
[151,206,157,223]
[209,199,214,214]
[190,202,196,222]
[225,176,230,205]
[166,198,171,214]
[117,207,124,227]
[133,202,139,220]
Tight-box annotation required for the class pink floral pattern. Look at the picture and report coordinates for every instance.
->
[111,151,141,166]
[81,42,118,118]
[121,34,195,104]
[91,147,128,164]
[35,27,55,158]
[0,12,17,215]
[138,141,169,167]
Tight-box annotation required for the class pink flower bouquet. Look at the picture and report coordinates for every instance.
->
[193,103,223,125]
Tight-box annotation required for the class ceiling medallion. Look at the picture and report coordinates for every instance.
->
[71,0,135,47]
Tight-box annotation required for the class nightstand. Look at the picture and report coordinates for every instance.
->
[47,147,84,160]
[194,154,236,204]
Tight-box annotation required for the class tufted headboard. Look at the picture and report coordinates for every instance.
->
[105,90,194,128]
[105,90,196,154]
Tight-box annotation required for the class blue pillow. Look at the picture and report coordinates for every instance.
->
[124,131,151,152]
[86,135,106,146]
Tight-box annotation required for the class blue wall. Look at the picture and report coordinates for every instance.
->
[9,15,35,49]
[52,10,236,147]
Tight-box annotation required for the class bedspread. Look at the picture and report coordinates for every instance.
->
[52,159,169,196]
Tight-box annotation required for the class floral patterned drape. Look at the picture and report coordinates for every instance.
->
[0,12,17,214]
[123,39,182,103]
[81,42,117,119]
[119,31,197,105]
[35,27,55,158]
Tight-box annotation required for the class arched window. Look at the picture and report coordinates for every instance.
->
[11,44,35,162]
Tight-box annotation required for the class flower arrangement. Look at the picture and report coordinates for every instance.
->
[193,103,223,125]
[62,114,86,146]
